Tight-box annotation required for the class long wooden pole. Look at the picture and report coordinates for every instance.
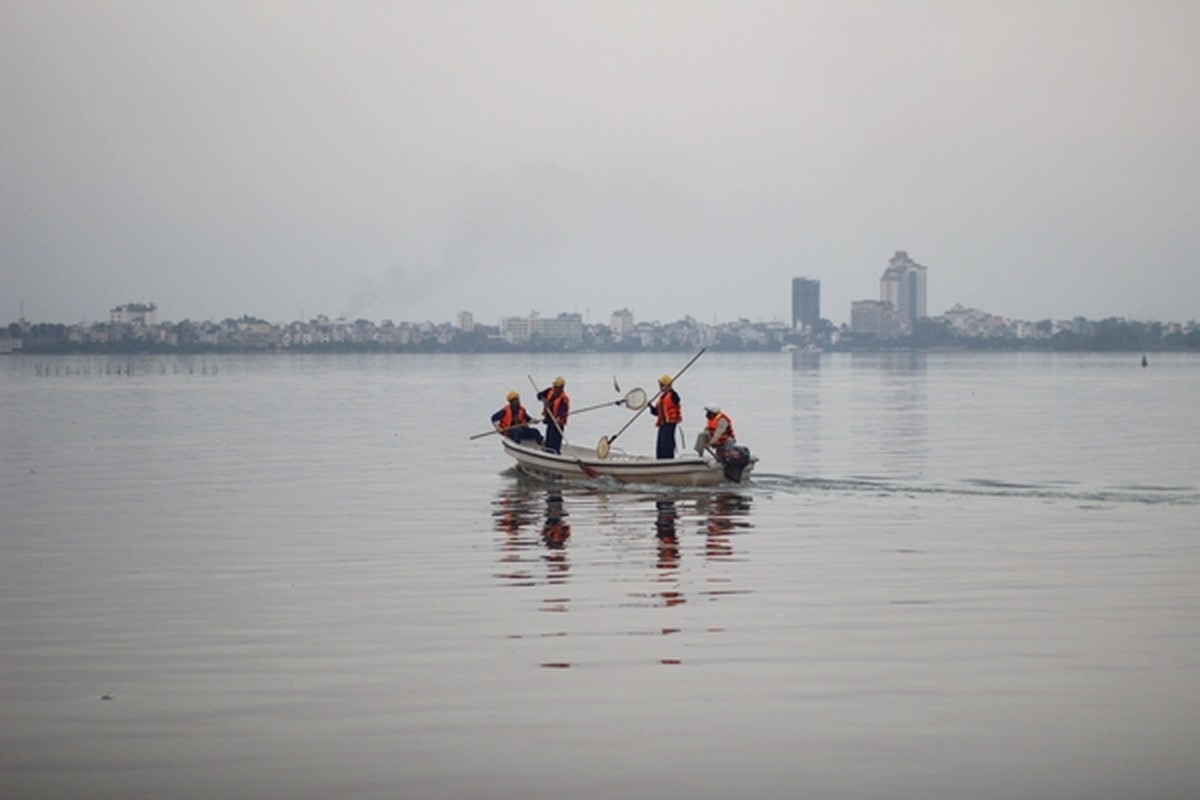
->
[468,424,534,441]
[598,347,706,456]
[469,387,643,440]
[528,375,600,478]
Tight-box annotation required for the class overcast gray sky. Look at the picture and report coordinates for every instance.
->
[3,1,1198,327]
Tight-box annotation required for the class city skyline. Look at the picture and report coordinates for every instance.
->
[11,248,1195,333]
[6,291,1196,334]
[6,302,1196,357]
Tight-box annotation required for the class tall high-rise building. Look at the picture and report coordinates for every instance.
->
[791,277,820,332]
[879,251,927,331]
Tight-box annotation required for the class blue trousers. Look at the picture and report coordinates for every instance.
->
[509,427,543,447]
[656,424,677,459]
[545,423,563,454]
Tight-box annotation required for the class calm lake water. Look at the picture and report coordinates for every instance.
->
[2,351,1198,800]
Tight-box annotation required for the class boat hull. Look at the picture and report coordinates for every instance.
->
[501,438,755,487]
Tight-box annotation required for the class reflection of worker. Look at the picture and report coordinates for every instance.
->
[491,391,544,446]
[648,374,682,459]
[694,403,736,457]
[655,498,678,540]
[493,486,536,536]
[542,491,571,548]
[536,376,570,454]
[655,498,680,567]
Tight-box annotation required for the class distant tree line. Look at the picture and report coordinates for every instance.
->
[5,316,1199,354]
[831,317,1200,353]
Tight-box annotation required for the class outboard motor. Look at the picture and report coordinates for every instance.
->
[717,445,753,482]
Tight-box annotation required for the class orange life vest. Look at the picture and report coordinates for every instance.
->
[499,404,529,429]
[705,411,735,447]
[542,388,569,425]
[656,390,682,426]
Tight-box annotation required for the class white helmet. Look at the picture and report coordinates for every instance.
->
[704,403,721,414]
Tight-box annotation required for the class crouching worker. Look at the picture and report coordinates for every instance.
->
[694,403,736,457]
[492,390,544,447]
[696,403,754,481]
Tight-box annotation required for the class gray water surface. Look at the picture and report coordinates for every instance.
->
[2,352,1198,800]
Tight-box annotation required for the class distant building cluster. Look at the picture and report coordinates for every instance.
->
[4,267,1198,354]
[793,250,930,341]
[500,312,584,346]
[110,302,158,326]
[5,307,803,353]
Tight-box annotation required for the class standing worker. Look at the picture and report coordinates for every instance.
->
[536,376,570,454]
[695,403,736,457]
[492,391,544,447]
[648,374,682,459]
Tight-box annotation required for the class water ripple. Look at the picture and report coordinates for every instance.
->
[751,472,1200,506]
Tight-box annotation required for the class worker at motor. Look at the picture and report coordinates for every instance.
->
[492,390,544,447]
[694,403,736,457]
[648,373,682,459]
[536,375,570,454]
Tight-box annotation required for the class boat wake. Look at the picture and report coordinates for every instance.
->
[500,465,1199,507]
[749,472,1200,507]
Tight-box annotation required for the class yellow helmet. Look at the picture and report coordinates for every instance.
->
[506,390,519,401]
[658,373,672,386]
[552,375,565,387]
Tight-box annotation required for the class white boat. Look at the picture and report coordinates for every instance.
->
[501,436,756,487]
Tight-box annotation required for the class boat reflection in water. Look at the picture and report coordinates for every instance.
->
[492,482,571,593]
[699,491,753,563]
[652,492,753,608]
[492,481,755,668]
